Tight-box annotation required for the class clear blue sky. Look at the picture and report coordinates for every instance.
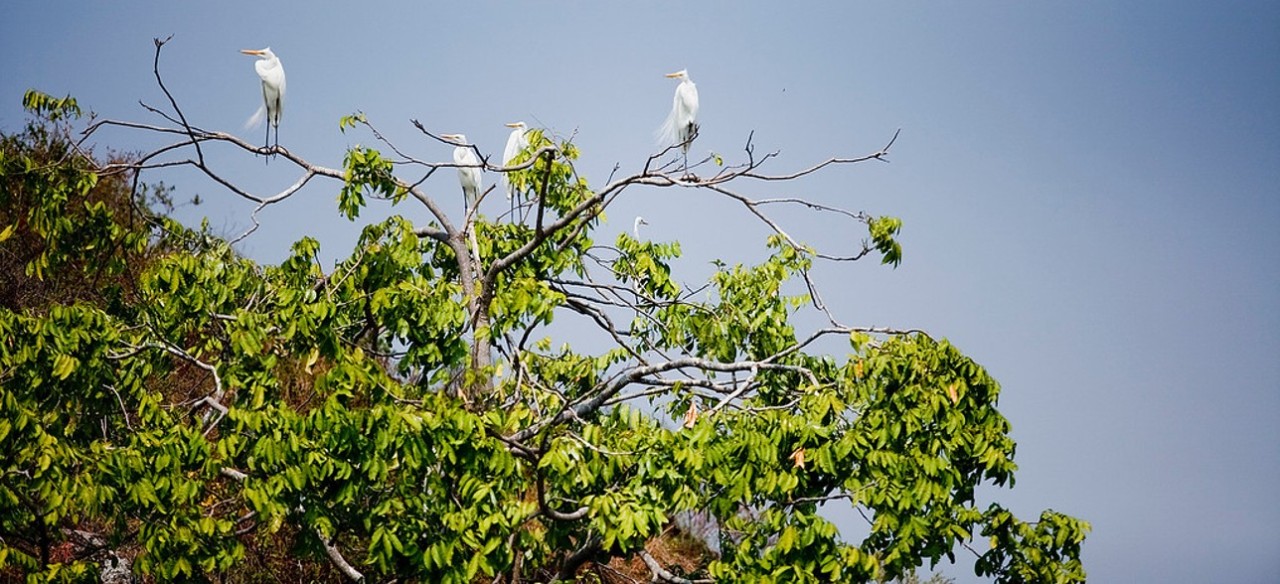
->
[3,2,1277,581]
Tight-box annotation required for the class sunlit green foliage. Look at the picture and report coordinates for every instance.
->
[0,93,1087,583]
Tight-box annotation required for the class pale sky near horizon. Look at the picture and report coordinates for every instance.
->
[3,2,1278,582]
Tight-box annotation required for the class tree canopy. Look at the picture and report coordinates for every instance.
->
[0,41,1088,583]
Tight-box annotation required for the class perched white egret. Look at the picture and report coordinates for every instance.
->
[442,133,483,263]
[633,216,649,238]
[502,122,529,202]
[658,69,699,171]
[441,134,482,209]
[241,47,286,151]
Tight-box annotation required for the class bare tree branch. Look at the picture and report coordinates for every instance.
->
[150,36,205,165]
[639,550,712,584]
[736,128,901,181]
[322,537,366,583]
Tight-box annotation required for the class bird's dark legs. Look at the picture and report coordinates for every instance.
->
[261,124,281,164]
[680,122,697,178]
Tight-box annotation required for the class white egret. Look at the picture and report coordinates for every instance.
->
[633,216,649,238]
[442,133,483,263]
[502,122,529,202]
[441,134,482,209]
[241,47,286,151]
[658,69,699,171]
[628,216,652,322]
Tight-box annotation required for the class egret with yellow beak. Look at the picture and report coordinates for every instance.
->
[658,69,699,172]
[241,47,286,152]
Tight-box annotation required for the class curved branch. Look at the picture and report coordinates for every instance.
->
[535,433,591,522]
[639,550,713,584]
[150,36,205,165]
[231,168,321,243]
[738,128,901,181]
[553,535,601,583]
[322,538,366,582]
[703,183,870,262]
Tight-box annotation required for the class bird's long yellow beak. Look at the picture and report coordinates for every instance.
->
[440,134,461,141]
[240,49,265,56]
[505,122,522,128]
[665,71,682,78]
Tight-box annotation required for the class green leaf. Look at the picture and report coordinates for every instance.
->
[51,353,77,380]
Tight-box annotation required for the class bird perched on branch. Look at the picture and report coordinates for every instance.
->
[441,133,483,263]
[658,69,699,172]
[502,121,529,214]
[241,47,286,152]
[441,134,482,209]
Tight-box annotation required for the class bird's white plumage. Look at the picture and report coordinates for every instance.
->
[502,122,529,201]
[633,216,649,238]
[242,48,285,134]
[443,134,482,208]
[658,69,699,152]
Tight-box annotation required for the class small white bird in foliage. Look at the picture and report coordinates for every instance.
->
[502,121,529,202]
[441,134,482,209]
[658,69,699,171]
[241,47,286,151]
[633,216,649,238]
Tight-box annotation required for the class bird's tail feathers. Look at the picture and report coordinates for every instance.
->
[655,109,680,147]
[656,110,697,152]
[244,105,266,131]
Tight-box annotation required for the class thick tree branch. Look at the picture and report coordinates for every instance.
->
[639,550,713,584]
[322,537,366,582]
[553,536,601,583]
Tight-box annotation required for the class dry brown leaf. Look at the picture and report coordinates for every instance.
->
[789,447,806,469]
[683,400,699,429]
